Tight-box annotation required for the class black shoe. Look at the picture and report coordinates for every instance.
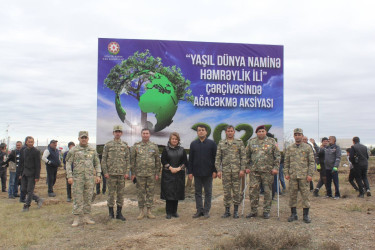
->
[109,207,115,219]
[19,199,25,203]
[303,208,311,223]
[22,205,29,212]
[102,190,106,195]
[67,197,72,202]
[221,207,231,218]
[116,206,126,221]
[192,211,204,218]
[263,212,270,219]
[313,189,319,197]
[9,195,15,199]
[166,214,172,219]
[367,190,371,197]
[14,194,20,197]
[358,193,364,198]
[2,190,6,192]
[48,192,56,197]
[172,213,179,218]
[246,212,257,218]
[204,212,210,218]
[288,207,298,222]
[233,205,239,219]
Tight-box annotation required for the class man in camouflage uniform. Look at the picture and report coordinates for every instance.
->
[130,128,161,220]
[284,128,315,223]
[102,125,130,221]
[66,131,101,227]
[245,125,280,219]
[215,125,246,219]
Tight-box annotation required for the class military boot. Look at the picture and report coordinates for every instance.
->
[72,215,80,227]
[116,206,126,221]
[109,207,115,219]
[147,207,156,219]
[233,205,239,219]
[83,215,95,225]
[221,207,231,218]
[303,208,311,223]
[288,207,298,222]
[137,208,145,220]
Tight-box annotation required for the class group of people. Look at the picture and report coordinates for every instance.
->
[0,124,371,228]
[310,136,371,199]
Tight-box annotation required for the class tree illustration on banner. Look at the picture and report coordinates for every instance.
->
[104,50,193,132]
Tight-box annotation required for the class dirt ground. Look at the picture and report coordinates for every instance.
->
[1,157,375,249]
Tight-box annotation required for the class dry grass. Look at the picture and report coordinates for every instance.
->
[215,228,311,250]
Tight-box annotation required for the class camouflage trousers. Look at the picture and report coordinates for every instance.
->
[289,178,310,208]
[136,176,155,208]
[107,175,125,207]
[249,171,273,213]
[72,176,95,215]
[222,171,241,206]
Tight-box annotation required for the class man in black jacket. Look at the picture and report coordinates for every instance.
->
[188,124,217,218]
[19,136,43,212]
[349,137,371,197]
[0,143,8,192]
[313,137,329,197]
[42,140,61,197]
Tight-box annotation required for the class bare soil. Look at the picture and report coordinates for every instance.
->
[1,157,375,249]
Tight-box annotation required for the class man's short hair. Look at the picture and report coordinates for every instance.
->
[329,136,336,142]
[68,142,75,147]
[353,137,360,143]
[141,128,150,133]
[0,143,6,149]
[197,124,207,131]
[321,137,329,142]
[225,125,235,131]
[25,136,34,142]
[346,148,351,153]
[16,141,22,144]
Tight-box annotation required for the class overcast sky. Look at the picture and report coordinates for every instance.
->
[0,0,374,148]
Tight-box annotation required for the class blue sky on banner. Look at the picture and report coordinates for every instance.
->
[1,0,375,148]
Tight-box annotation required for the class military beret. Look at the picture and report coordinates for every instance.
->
[79,131,89,138]
[255,125,266,133]
[113,125,123,132]
[293,128,303,134]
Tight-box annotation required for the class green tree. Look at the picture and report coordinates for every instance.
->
[104,50,193,129]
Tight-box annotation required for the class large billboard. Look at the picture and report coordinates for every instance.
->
[97,39,283,148]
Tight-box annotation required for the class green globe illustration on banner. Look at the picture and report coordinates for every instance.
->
[104,50,193,132]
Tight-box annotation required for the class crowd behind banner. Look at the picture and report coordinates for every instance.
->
[0,126,371,227]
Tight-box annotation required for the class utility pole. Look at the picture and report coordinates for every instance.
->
[318,100,320,141]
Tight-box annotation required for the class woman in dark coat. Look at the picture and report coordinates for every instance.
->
[161,132,188,219]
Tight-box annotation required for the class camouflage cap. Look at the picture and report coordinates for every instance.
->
[78,131,89,138]
[293,128,303,134]
[113,125,123,132]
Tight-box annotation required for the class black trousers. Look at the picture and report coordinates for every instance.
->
[21,175,40,206]
[349,168,359,191]
[46,165,58,193]
[0,169,6,191]
[166,200,178,214]
[66,179,72,199]
[194,176,213,213]
[354,166,370,194]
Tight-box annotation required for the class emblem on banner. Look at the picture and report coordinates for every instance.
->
[108,42,120,55]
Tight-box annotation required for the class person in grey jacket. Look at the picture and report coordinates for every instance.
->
[323,136,341,199]
[349,137,370,197]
